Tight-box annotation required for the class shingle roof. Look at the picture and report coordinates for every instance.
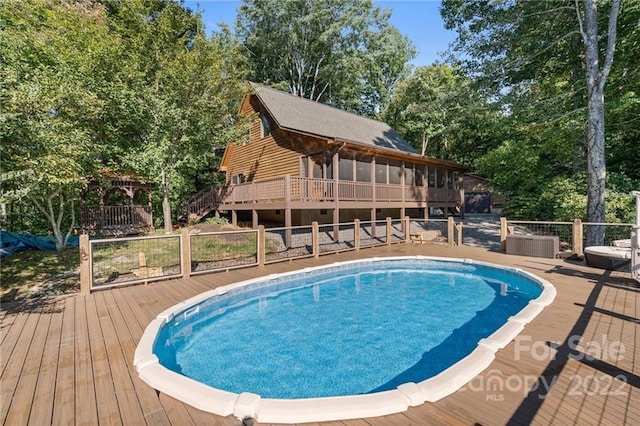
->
[251,83,417,154]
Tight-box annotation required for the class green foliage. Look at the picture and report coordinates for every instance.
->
[204,216,229,225]
[1,0,249,239]
[383,65,498,162]
[236,0,415,116]
[1,0,117,247]
[441,0,639,223]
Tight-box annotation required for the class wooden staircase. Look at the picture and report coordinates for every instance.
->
[186,186,221,222]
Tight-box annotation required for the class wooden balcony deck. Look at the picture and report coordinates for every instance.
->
[2,244,638,425]
[188,176,462,221]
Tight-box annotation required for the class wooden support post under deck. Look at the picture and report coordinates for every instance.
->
[252,210,258,229]
[403,216,410,243]
[231,210,238,226]
[79,234,91,295]
[181,228,191,279]
[354,219,360,250]
[386,217,392,245]
[371,208,376,237]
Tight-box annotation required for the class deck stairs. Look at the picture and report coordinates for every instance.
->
[185,186,221,222]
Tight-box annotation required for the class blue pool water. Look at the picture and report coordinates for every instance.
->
[154,258,542,399]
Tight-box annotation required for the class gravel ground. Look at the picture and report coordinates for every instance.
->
[460,214,502,250]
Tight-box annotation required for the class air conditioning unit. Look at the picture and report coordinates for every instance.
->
[505,234,559,259]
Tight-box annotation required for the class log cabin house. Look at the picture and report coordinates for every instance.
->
[189,83,466,228]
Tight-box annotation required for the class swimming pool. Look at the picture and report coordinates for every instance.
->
[135,256,556,423]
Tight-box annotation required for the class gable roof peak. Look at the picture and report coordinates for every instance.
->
[248,82,418,155]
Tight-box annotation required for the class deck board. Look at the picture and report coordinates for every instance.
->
[1,244,637,426]
[4,299,52,425]
[85,293,122,425]
[94,291,148,425]
[74,296,99,425]
[51,297,76,425]
[28,298,65,426]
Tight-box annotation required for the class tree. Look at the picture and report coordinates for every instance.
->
[442,0,630,238]
[579,0,622,245]
[383,65,467,157]
[104,0,248,233]
[236,0,415,115]
[1,0,117,248]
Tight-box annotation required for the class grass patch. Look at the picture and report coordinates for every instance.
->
[1,249,80,302]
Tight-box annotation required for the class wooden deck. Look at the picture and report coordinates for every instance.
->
[2,244,638,425]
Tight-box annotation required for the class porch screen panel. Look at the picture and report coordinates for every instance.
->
[415,167,424,186]
[405,163,415,186]
[389,161,402,184]
[325,155,333,179]
[437,168,446,188]
[356,156,371,182]
[428,167,436,187]
[375,162,387,183]
[339,156,354,181]
[313,158,323,178]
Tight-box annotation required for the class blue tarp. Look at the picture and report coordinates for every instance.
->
[0,231,79,257]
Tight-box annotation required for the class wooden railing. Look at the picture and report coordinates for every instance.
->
[80,216,462,294]
[81,205,152,229]
[188,176,461,208]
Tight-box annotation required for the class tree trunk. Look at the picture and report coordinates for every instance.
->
[581,0,621,246]
[161,166,173,234]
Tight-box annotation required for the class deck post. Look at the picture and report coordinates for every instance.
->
[573,219,583,256]
[231,210,238,226]
[447,216,455,247]
[312,221,319,258]
[386,217,392,245]
[79,234,91,295]
[181,228,191,279]
[371,208,376,237]
[404,216,410,243]
[257,225,265,266]
[456,222,463,246]
[500,216,507,251]
[285,175,292,248]
[354,219,361,250]
[252,210,258,229]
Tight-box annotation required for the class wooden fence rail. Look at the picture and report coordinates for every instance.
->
[80,216,464,294]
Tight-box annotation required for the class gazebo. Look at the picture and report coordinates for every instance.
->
[80,171,154,236]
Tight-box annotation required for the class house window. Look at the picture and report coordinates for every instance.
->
[260,114,271,138]
[231,173,244,185]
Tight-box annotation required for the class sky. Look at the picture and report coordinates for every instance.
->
[182,0,457,67]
